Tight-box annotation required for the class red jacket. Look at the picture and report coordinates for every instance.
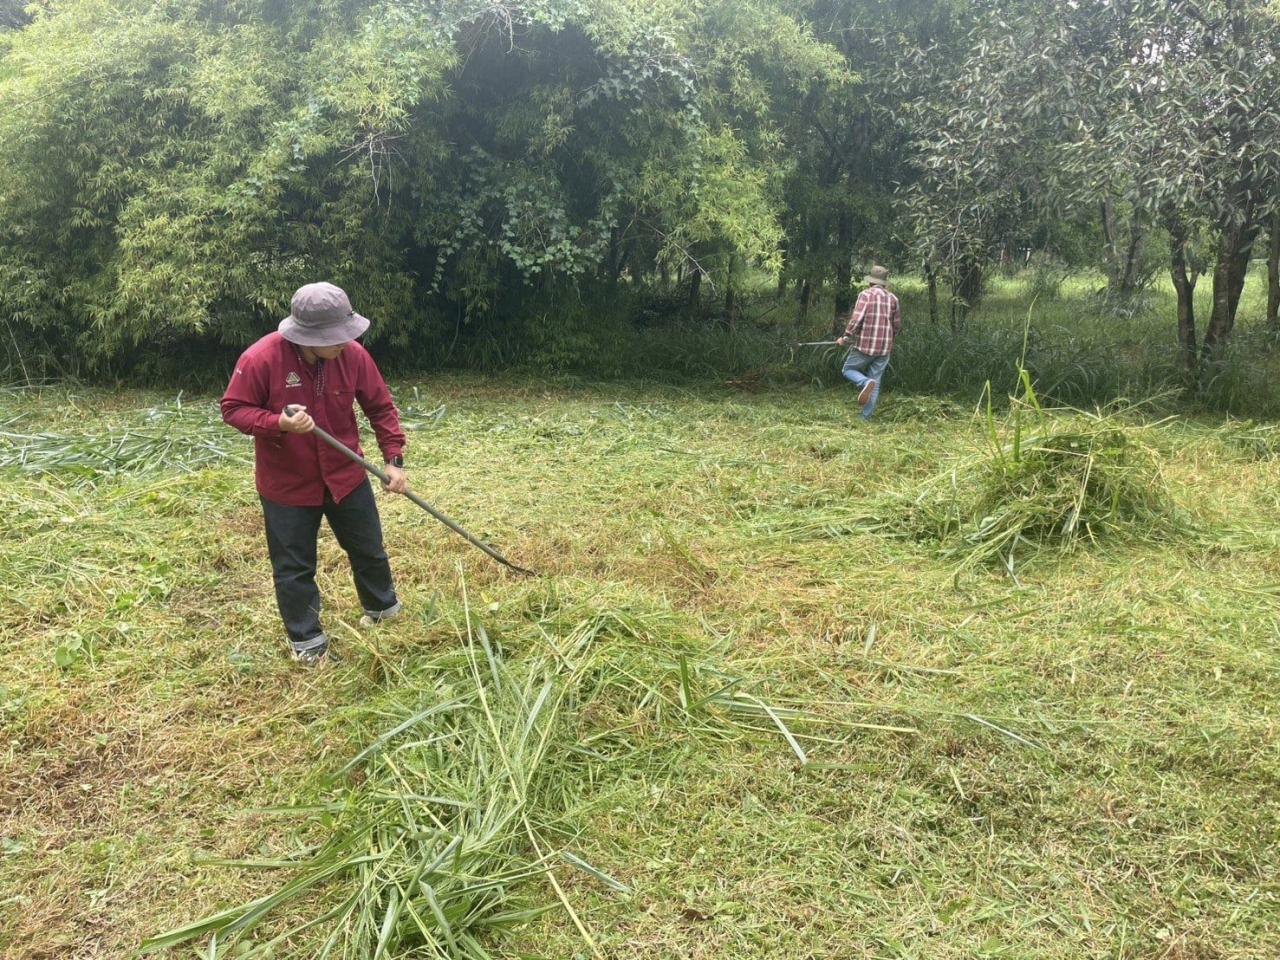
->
[221,333,406,506]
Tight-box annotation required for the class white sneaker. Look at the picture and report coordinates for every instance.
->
[360,602,403,628]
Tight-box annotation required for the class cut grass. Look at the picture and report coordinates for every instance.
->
[899,376,1185,578]
[2,374,1279,959]
[760,376,1186,581]
[141,595,817,959]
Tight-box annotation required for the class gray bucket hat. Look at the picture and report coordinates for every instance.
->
[279,282,370,347]
[864,265,890,287]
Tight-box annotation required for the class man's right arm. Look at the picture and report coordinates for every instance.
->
[221,356,282,437]
[838,292,869,345]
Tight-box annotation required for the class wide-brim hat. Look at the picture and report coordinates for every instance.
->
[279,281,370,347]
[864,265,890,287]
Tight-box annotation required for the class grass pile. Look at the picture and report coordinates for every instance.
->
[141,595,814,960]
[899,375,1184,576]
[766,372,1184,578]
[1218,419,1280,461]
[0,396,245,481]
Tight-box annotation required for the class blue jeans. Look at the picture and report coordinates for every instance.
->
[842,349,891,419]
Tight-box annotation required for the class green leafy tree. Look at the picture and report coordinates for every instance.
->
[934,0,1280,365]
[0,0,842,374]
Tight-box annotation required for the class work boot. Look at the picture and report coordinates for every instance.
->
[360,601,403,628]
[858,381,877,407]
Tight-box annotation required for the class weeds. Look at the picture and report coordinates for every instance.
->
[0,398,244,481]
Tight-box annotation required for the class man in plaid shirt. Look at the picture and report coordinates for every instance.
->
[836,264,901,419]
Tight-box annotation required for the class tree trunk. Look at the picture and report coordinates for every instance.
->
[1119,229,1146,295]
[607,229,627,289]
[1202,213,1261,359]
[926,260,939,324]
[830,306,848,339]
[721,255,735,329]
[798,278,811,320]
[951,257,983,328]
[1202,52,1262,357]
[832,210,854,336]
[687,268,702,309]
[776,239,789,300]
[957,259,983,306]
[1102,199,1147,297]
[1267,207,1279,332]
[1169,220,1198,372]
[1101,199,1120,288]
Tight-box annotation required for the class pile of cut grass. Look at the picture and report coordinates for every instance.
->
[0,397,245,482]
[1218,419,1280,461]
[142,594,816,959]
[900,377,1184,576]
[766,373,1184,578]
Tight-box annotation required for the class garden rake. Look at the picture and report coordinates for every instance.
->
[285,405,535,576]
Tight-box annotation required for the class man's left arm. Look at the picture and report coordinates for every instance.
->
[891,296,902,335]
[355,350,408,494]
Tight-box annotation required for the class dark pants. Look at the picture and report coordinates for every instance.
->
[260,480,398,650]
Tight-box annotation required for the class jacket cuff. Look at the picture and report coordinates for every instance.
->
[252,413,283,438]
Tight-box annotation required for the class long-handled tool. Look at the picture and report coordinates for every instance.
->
[285,405,535,576]
[794,340,842,347]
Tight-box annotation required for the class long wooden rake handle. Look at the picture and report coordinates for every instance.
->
[285,405,535,576]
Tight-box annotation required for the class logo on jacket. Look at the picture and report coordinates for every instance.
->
[285,372,302,388]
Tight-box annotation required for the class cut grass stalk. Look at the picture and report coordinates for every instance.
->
[764,368,1186,579]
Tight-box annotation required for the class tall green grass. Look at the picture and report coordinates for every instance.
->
[525,265,1279,416]
[9,268,1277,419]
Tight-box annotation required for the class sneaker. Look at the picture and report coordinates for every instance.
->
[360,601,403,628]
[857,381,877,407]
[291,637,339,667]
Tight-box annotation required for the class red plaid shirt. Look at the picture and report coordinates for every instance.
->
[842,286,901,356]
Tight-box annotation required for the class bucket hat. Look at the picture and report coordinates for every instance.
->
[864,265,890,287]
[279,282,370,347]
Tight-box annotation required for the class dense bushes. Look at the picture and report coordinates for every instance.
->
[0,0,842,376]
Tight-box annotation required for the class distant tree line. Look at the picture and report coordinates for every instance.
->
[0,0,1276,376]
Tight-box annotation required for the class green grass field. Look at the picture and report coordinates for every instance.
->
[3,368,1279,958]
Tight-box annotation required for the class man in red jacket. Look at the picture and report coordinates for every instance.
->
[222,282,408,666]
